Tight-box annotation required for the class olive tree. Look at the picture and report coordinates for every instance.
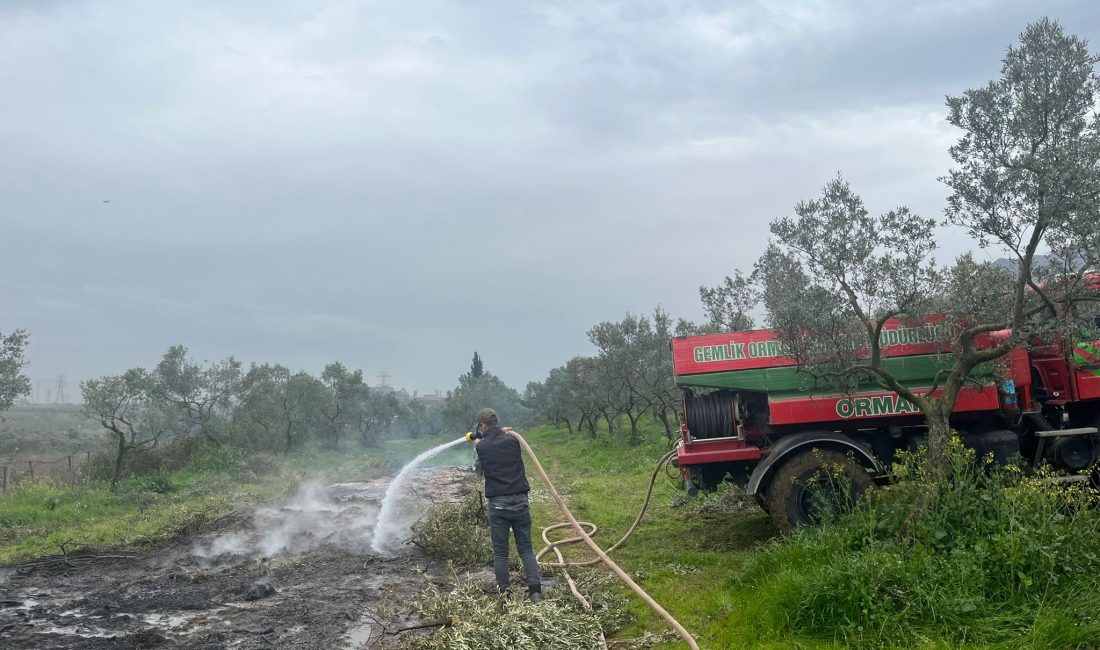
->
[588,313,655,445]
[150,345,242,446]
[553,356,604,436]
[0,329,31,411]
[757,19,1100,469]
[81,370,172,485]
[236,363,327,453]
[320,362,367,449]
[524,370,573,433]
[353,386,403,447]
[699,272,758,333]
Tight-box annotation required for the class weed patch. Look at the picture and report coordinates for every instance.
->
[735,441,1100,649]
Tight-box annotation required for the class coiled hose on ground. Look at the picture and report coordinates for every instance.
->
[503,428,699,650]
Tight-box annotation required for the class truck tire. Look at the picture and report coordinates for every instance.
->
[764,449,873,531]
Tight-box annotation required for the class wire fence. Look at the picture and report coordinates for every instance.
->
[0,452,94,491]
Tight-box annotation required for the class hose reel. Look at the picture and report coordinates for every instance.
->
[683,389,740,439]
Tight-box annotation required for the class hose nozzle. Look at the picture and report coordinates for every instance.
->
[465,430,483,442]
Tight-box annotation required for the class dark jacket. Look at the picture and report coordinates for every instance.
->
[475,426,530,498]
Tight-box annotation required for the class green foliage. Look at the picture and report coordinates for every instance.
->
[82,437,246,482]
[699,270,758,332]
[410,486,492,566]
[736,440,1100,649]
[445,355,531,431]
[527,307,690,444]
[0,329,31,412]
[586,308,682,445]
[150,345,242,445]
[117,474,176,494]
[184,443,249,474]
[411,570,630,650]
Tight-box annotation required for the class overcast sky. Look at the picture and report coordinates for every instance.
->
[3,0,1098,399]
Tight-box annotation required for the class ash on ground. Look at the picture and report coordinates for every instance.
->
[0,466,470,650]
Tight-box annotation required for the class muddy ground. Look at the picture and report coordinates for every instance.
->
[0,467,484,649]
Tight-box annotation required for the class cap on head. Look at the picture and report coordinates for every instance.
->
[477,408,499,427]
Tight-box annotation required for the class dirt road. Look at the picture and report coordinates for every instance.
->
[0,467,469,649]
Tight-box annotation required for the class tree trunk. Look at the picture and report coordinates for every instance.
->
[627,413,640,446]
[564,419,574,435]
[360,424,378,447]
[112,429,126,487]
[925,405,953,474]
[285,422,294,454]
[656,409,674,443]
[198,411,223,447]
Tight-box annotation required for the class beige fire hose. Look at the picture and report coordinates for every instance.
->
[502,428,699,650]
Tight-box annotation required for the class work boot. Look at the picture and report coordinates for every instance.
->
[528,589,543,604]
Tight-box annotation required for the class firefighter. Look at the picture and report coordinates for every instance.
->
[471,407,542,602]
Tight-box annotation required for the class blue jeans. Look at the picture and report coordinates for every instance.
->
[488,493,541,592]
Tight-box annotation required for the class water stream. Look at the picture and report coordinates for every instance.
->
[370,437,467,553]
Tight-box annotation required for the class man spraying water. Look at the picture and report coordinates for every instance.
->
[467,408,542,603]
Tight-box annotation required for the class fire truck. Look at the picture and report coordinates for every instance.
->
[670,317,1100,529]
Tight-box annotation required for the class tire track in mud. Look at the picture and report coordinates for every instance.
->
[0,467,471,650]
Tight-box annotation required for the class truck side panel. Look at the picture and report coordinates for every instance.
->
[768,385,1000,426]
[1074,340,1100,401]
[676,353,985,395]
[676,347,1030,428]
[672,316,957,376]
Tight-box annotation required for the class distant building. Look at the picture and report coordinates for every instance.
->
[413,389,448,407]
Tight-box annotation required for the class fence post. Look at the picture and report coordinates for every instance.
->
[27,461,34,481]
[1,466,6,491]
[68,455,73,471]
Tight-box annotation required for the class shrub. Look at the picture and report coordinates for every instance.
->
[83,451,118,482]
[127,445,166,475]
[82,438,257,483]
[738,439,1100,649]
[184,443,248,475]
[118,475,176,494]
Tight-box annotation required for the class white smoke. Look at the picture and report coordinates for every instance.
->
[193,481,382,562]
[192,442,470,563]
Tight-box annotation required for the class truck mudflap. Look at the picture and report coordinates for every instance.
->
[745,432,883,496]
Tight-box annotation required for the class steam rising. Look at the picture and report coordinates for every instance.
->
[191,445,470,563]
[193,481,382,562]
[371,437,467,554]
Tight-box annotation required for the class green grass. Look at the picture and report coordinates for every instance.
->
[520,425,1100,649]
[521,423,811,650]
[0,435,470,564]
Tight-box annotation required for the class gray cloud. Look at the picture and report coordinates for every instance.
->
[3,0,1098,395]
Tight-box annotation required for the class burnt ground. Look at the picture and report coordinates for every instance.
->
[0,467,486,650]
